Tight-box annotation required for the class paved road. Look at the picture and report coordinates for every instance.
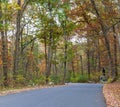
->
[0,83,106,107]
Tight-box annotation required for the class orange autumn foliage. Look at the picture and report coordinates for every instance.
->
[38,60,46,74]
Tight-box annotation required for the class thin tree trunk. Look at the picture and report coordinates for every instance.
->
[13,0,29,80]
[76,50,79,73]
[80,55,84,75]
[46,34,52,84]
[87,51,90,79]
[45,1,53,84]
[87,38,90,80]
[97,39,101,72]
[91,51,95,71]
[113,26,118,77]
[1,31,8,86]
[0,0,8,87]
[44,37,47,73]
[13,0,21,79]
[54,48,57,75]
[71,60,75,76]
[63,35,67,84]
[62,20,67,84]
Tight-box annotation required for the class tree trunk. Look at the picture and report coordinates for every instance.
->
[62,20,67,84]
[80,55,84,75]
[44,37,47,73]
[13,0,21,79]
[87,38,90,80]
[54,48,57,75]
[97,39,101,72]
[1,31,8,87]
[91,50,95,71]
[63,35,67,84]
[0,0,8,87]
[71,60,75,76]
[46,33,52,84]
[13,0,29,80]
[87,50,90,79]
[103,29,115,77]
[90,0,115,78]
[45,1,53,84]
[113,26,118,77]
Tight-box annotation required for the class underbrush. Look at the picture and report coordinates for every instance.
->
[70,72,101,83]
[70,73,89,83]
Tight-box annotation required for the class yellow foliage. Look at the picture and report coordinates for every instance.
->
[0,60,2,65]
[38,60,46,73]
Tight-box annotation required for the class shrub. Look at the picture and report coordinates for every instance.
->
[76,75,88,83]
[49,75,61,85]
[70,77,77,83]
[37,75,46,85]
[90,72,101,82]
[15,74,26,86]
[70,74,88,83]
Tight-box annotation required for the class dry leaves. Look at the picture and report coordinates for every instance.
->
[103,82,120,107]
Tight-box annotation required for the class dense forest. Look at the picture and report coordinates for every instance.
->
[0,0,120,87]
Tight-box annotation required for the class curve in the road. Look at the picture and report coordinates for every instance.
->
[0,83,106,107]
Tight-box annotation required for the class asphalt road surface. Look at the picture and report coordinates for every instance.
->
[0,83,106,107]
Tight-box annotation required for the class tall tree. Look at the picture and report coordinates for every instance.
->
[13,0,29,79]
[0,0,8,86]
[90,0,115,78]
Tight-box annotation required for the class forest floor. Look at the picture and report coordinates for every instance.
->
[103,82,120,107]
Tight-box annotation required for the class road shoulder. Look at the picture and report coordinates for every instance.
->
[0,85,64,96]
